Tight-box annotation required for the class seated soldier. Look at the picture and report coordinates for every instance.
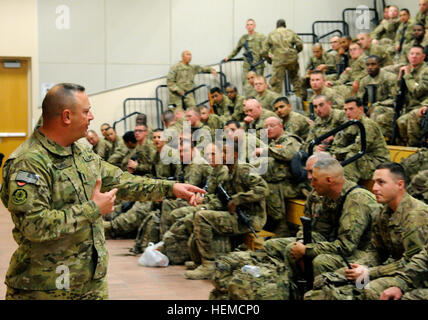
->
[254,116,308,237]
[243,71,258,97]
[254,75,280,112]
[210,87,234,122]
[100,122,111,140]
[397,23,428,65]
[303,95,348,152]
[393,9,415,59]
[370,5,400,46]
[127,123,156,176]
[396,45,428,146]
[184,106,212,144]
[357,33,393,67]
[119,131,138,171]
[329,97,390,183]
[225,84,245,122]
[86,129,112,161]
[273,96,312,141]
[305,162,428,300]
[243,98,279,136]
[326,42,368,99]
[264,157,380,291]
[307,71,345,110]
[184,141,268,280]
[357,55,398,139]
[199,105,223,137]
[380,244,428,300]
[105,126,128,167]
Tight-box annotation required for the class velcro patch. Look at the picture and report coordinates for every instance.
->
[16,170,39,185]
[12,188,28,205]
[274,145,283,148]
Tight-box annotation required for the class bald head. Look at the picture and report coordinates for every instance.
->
[42,83,85,120]
[244,98,262,120]
[313,158,344,180]
[265,116,283,140]
[181,50,192,64]
[306,152,332,180]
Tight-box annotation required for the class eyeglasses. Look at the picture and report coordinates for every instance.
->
[135,129,148,133]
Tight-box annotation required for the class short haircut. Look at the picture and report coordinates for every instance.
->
[87,129,97,135]
[106,127,116,133]
[162,109,175,125]
[313,94,331,103]
[375,162,409,186]
[313,157,344,177]
[198,104,211,111]
[414,23,426,29]
[400,8,410,14]
[225,83,238,91]
[210,87,223,94]
[341,35,352,41]
[310,70,325,77]
[254,75,267,83]
[366,55,381,63]
[225,119,241,128]
[247,18,255,23]
[349,42,362,48]
[276,19,286,28]
[410,44,425,53]
[101,123,110,128]
[344,97,363,107]
[273,96,290,105]
[42,83,85,120]
[307,151,332,164]
[312,43,323,50]
[153,128,164,133]
[136,113,147,126]
[186,106,200,115]
[123,131,137,144]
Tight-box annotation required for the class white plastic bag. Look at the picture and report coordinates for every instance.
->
[138,241,169,267]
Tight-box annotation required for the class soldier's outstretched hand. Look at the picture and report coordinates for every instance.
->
[173,183,207,206]
[91,179,118,215]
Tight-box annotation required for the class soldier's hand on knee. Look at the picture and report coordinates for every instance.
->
[91,179,118,215]
[380,287,403,300]
[344,263,367,281]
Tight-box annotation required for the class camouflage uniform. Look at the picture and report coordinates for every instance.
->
[330,115,390,182]
[230,94,246,122]
[92,139,112,161]
[306,52,337,75]
[256,89,281,112]
[262,132,306,237]
[387,244,428,300]
[365,43,393,67]
[0,129,176,299]
[371,18,400,42]
[107,138,128,167]
[265,181,379,280]
[281,111,312,141]
[227,32,266,77]
[398,38,428,65]
[357,69,398,139]
[243,81,257,98]
[407,170,428,204]
[397,63,428,145]
[400,147,428,180]
[212,95,234,122]
[394,19,415,51]
[415,10,428,27]
[306,193,428,300]
[166,62,214,109]
[133,138,157,176]
[243,109,279,137]
[185,163,268,279]
[261,27,304,97]
[307,86,345,110]
[303,108,348,152]
[201,113,223,137]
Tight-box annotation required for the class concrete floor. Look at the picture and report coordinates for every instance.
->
[0,202,213,300]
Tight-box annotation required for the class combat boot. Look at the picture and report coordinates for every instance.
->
[184,259,215,280]
[184,261,197,270]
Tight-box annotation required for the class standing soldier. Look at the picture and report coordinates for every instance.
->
[0,83,206,300]
[166,50,217,110]
[224,18,266,78]
[261,19,304,97]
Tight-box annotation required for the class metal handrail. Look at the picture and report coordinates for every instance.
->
[121,97,164,130]
[181,84,208,110]
[113,111,143,131]
[308,120,367,167]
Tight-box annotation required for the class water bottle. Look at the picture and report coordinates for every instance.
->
[241,265,261,277]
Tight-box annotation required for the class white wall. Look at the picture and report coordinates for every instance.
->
[38,0,419,106]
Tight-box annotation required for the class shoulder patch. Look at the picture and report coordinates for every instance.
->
[16,170,39,185]
[11,188,28,205]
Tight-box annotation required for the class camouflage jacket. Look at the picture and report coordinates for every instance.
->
[308,86,345,110]
[166,62,213,95]
[303,108,348,151]
[92,138,112,161]
[243,82,257,98]
[371,18,400,41]
[227,32,266,65]
[361,193,428,279]
[262,132,302,183]
[357,69,398,107]
[391,244,428,292]
[107,138,128,167]
[407,169,428,204]
[403,62,428,112]
[394,19,415,47]
[153,146,181,179]
[400,147,428,180]
[282,111,312,141]
[398,38,428,65]
[330,115,390,165]
[256,89,281,112]
[202,113,223,134]
[230,94,246,122]
[212,95,234,120]
[134,138,157,176]
[365,43,393,67]
[304,180,381,258]
[333,54,368,85]
[416,10,428,26]
[0,129,175,290]
[177,153,212,188]
[306,52,336,74]
[261,27,303,65]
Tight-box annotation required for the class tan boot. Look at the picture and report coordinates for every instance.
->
[184,259,215,280]
[184,261,197,270]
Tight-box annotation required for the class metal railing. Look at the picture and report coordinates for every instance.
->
[181,84,210,110]
[312,20,349,44]
[120,98,164,132]
[342,8,378,38]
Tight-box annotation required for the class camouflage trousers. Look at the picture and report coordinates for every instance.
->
[397,109,423,147]
[331,84,356,100]
[6,277,108,300]
[270,60,303,98]
[370,104,394,140]
[343,154,383,182]
[407,170,428,204]
[104,201,154,239]
[169,91,196,110]
[131,209,161,254]
[160,199,191,237]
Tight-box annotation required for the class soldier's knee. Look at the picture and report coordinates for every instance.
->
[312,254,330,276]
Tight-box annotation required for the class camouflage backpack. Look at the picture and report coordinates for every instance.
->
[130,209,161,255]
[400,148,428,180]
[210,250,296,300]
